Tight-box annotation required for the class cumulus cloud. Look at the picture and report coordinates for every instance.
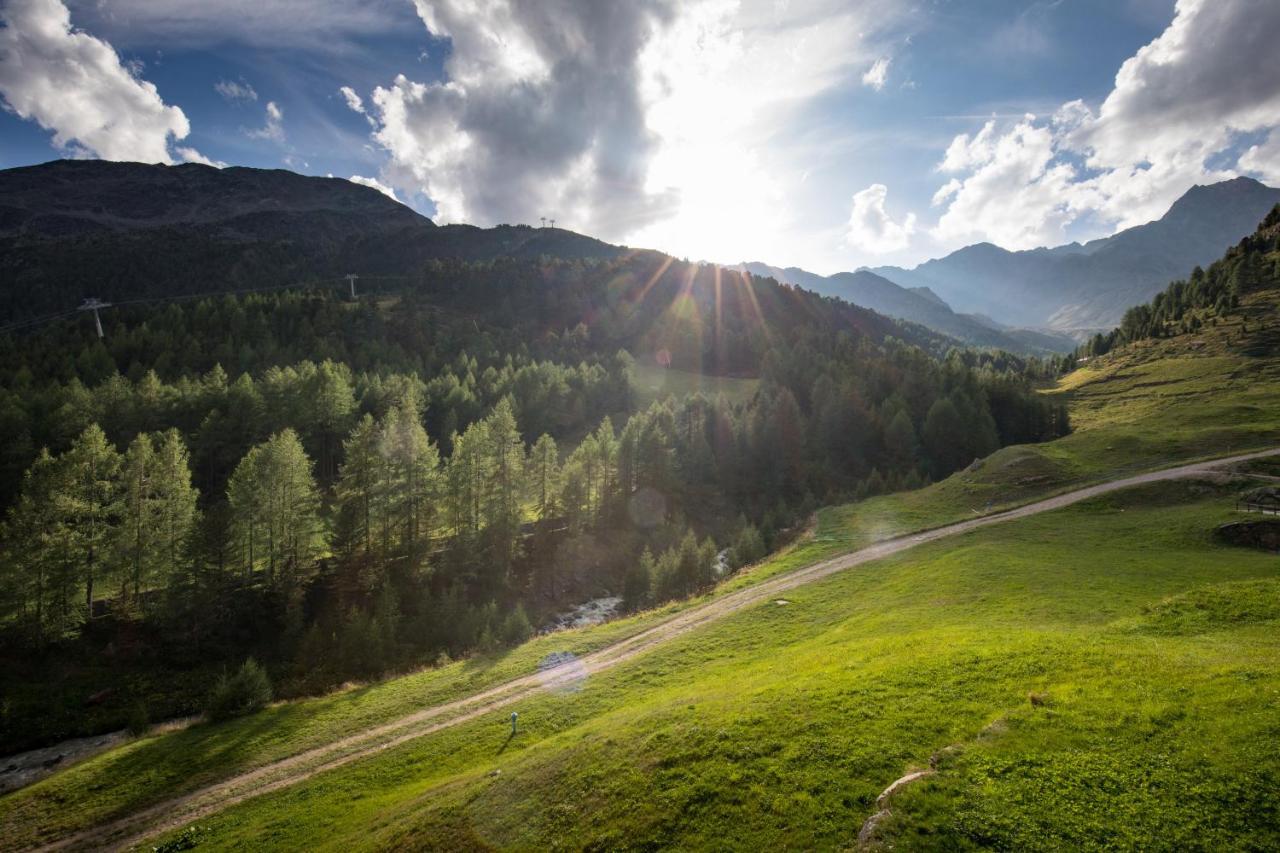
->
[176,147,227,168]
[930,0,1280,250]
[215,79,257,103]
[368,1,679,236]
[364,0,907,251]
[339,86,365,114]
[934,115,1080,249]
[246,101,285,144]
[1238,131,1280,185]
[861,57,890,91]
[0,0,194,164]
[348,174,398,200]
[847,183,916,253]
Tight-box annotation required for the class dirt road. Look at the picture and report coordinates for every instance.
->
[38,448,1279,851]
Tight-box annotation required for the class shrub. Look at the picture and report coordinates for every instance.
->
[206,658,273,722]
[501,604,533,646]
[126,701,150,737]
[153,825,207,852]
[733,524,766,568]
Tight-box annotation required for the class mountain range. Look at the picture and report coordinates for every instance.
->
[867,176,1280,331]
[735,263,1079,354]
[0,160,623,322]
[5,160,1274,355]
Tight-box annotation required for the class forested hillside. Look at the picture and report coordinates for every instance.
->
[1073,204,1280,361]
[0,249,1068,752]
[0,160,622,323]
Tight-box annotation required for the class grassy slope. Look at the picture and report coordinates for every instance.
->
[3,289,1279,850]
[631,363,760,409]
[139,483,1280,851]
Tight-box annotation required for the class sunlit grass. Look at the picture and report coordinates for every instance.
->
[133,483,1280,851]
[630,363,759,408]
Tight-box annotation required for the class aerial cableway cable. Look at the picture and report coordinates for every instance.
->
[0,272,422,336]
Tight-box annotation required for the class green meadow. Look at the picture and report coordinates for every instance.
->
[132,481,1280,851]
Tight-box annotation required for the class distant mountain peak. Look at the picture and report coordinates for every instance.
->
[868,176,1280,330]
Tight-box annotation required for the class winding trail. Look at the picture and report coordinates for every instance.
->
[38,448,1280,851]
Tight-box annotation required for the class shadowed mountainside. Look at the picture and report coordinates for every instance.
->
[737,263,1077,354]
[868,176,1280,331]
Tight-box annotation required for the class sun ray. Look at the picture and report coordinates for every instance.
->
[631,254,674,306]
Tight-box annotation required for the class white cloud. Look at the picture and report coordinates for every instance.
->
[348,174,398,201]
[370,1,678,235]
[847,183,916,254]
[364,0,908,261]
[1239,131,1280,185]
[215,79,257,103]
[933,116,1080,249]
[0,0,193,164]
[630,0,913,263]
[246,101,285,144]
[176,147,227,168]
[339,86,365,114]
[861,57,890,91]
[929,0,1280,250]
[939,121,997,173]
[930,178,961,207]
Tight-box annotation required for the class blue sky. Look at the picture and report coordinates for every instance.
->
[2,0,1278,273]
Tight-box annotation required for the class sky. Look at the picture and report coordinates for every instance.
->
[1,0,1278,274]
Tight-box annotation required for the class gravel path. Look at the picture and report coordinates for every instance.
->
[37,448,1279,852]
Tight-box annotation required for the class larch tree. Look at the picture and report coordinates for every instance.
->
[59,425,121,618]
[306,360,356,483]
[337,414,387,559]
[527,433,561,521]
[118,432,157,604]
[1,450,66,642]
[228,429,322,583]
[152,429,198,583]
[380,400,441,558]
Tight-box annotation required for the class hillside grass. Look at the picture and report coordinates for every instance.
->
[4,289,1279,850]
[631,363,760,408]
[132,480,1280,851]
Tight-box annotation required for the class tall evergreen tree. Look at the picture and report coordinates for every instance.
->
[527,434,561,521]
[59,425,121,617]
[227,429,322,583]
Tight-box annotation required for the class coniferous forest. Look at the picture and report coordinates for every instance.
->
[0,252,1068,751]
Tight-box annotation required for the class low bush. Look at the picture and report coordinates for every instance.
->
[206,659,273,722]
